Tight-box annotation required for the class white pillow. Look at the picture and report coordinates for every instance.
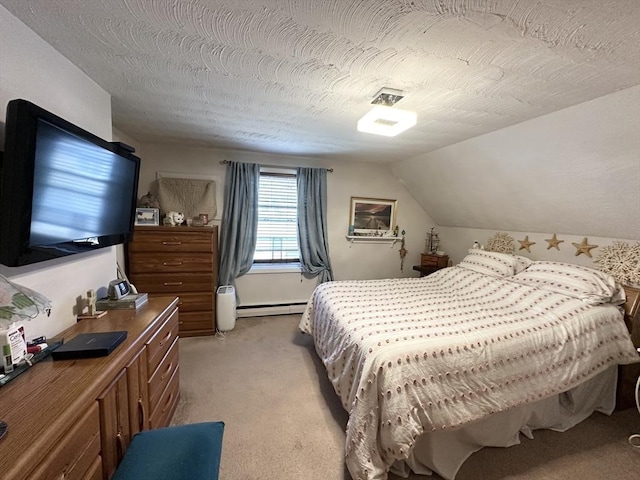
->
[514,255,533,274]
[458,249,518,277]
[510,261,623,305]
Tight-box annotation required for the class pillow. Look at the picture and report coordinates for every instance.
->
[514,255,533,274]
[457,249,518,277]
[510,261,623,305]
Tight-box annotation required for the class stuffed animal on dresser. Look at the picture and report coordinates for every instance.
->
[138,192,160,209]
[164,211,185,226]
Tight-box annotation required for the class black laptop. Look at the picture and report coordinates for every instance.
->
[51,331,127,360]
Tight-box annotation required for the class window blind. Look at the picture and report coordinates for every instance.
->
[254,172,299,263]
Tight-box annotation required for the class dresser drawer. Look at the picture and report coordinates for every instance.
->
[176,292,214,312]
[29,403,101,480]
[148,337,179,410]
[129,252,213,274]
[421,254,448,267]
[82,456,103,480]
[179,311,215,335]
[131,273,214,294]
[129,229,214,253]
[149,367,180,430]
[146,308,179,375]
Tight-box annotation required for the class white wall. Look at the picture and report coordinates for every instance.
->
[0,6,119,339]
[393,86,640,242]
[125,142,435,306]
[393,86,640,266]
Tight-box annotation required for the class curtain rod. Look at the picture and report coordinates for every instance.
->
[220,159,333,173]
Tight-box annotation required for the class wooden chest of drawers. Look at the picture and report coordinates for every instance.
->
[127,226,218,336]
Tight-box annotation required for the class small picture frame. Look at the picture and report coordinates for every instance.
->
[349,197,397,236]
[135,208,159,226]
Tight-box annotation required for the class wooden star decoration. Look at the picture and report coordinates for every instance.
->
[518,235,536,253]
[572,237,598,258]
[545,233,564,250]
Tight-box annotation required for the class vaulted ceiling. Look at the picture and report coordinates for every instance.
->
[2,0,639,164]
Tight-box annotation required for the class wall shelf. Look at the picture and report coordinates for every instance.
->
[345,235,399,248]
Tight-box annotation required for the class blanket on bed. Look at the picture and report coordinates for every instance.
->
[299,267,639,480]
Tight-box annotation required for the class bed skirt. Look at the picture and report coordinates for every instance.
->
[390,366,617,480]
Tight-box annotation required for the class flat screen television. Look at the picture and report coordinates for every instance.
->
[0,99,140,267]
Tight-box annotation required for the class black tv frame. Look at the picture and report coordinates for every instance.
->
[0,99,140,267]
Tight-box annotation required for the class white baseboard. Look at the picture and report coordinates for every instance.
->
[236,302,307,318]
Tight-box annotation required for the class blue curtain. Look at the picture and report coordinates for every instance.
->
[297,167,333,284]
[218,162,260,290]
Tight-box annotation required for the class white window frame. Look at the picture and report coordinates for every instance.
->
[250,167,300,273]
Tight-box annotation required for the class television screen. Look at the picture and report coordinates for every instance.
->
[0,99,140,267]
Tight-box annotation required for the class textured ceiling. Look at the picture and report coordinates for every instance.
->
[2,0,639,163]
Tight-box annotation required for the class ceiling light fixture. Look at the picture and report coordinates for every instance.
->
[357,88,417,137]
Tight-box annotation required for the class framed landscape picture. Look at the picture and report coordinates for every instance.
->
[135,208,159,226]
[349,197,397,236]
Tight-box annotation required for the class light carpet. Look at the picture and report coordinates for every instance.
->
[172,314,640,480]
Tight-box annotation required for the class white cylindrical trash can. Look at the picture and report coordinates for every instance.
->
[216,285,237,331]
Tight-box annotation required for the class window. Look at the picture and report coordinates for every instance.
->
[253,170,299,263]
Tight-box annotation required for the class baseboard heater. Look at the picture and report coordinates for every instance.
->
[236,302,307,318]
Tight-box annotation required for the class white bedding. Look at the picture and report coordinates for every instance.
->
[299,266,639,480]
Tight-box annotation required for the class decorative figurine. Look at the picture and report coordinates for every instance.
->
[399,230,407,271]
[165,211,185,226]
[86,289,97,316]
[427,227,440,254]
[77,288,106,320]
[138,192,160,209]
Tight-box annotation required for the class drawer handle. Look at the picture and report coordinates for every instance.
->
[162,241,182,245]
[163,262,183,266]
[138,398,147,431]
[164,282,183,286]
[163,391,174,413]
[159,329,172,347]
[116,432,125,462]
[161,361,174,380]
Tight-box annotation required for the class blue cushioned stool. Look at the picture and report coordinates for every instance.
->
[112,422,224,480]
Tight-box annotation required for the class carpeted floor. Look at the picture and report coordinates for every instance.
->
[172,315,640,480]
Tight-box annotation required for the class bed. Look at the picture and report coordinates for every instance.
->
[299,250,640,480]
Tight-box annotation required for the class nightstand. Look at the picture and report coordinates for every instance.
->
[616,285,640,410]
[413,253,449,277]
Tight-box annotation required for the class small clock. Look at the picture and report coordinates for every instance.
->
[108,279,131,300]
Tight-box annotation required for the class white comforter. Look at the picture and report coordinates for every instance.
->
[299,267,639,480]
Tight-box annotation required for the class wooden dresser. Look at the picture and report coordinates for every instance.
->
[0,296,180,480]
[127,225,218,337]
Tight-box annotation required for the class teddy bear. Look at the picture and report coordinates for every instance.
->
[164,211,185,226]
